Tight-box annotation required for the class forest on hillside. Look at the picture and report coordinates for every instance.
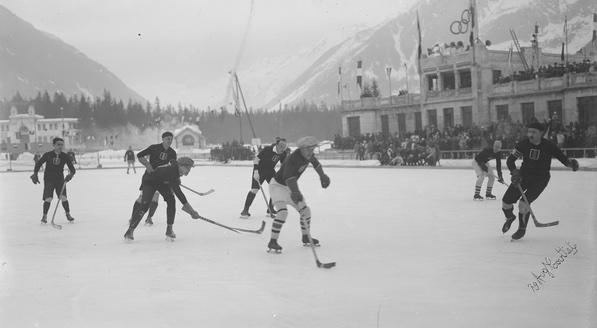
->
[0,91,343,146]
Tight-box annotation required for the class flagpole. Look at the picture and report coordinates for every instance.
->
[565,15,568,63]
[404,63,409,94]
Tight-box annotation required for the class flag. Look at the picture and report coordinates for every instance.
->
[593,13,597,48]
[338,66,342,96]
[416,11,422,73]
[357,60,363,90]
[561,42,565,62]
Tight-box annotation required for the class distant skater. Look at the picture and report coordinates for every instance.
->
[124,157,200,242]
[472,140,504,200]
[131,132,177,226]
[267,136,330,253]
[30,137,76,224]
[501,122,579,241]
[240,137,288,219]
[124,146,136,174]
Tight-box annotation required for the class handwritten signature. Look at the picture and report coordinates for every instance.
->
[527,242,578,292]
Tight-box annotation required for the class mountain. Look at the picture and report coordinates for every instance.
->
[0,5,146,104]
[227,0,596,110]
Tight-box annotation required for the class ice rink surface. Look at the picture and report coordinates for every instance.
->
[1,164,596,327]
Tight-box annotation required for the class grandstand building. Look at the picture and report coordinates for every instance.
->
[340,43,597,137]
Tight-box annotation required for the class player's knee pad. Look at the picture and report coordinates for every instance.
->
[151,192,160,203]
[502,202,513,210]
[299,206,311,220]
[273,208,288,225]
[60,195,68,202]
[250,189,258,194]
[44,198,53,202]
[518,200,530,214]
[163,194,175,206]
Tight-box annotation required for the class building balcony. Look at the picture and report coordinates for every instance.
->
[490,71,596,96]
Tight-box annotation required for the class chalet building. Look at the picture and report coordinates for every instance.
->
[340,43,597,138]
[173,125,206,149]
[0,103,80,155]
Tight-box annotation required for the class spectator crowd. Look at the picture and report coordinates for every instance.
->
[496,59,596,84]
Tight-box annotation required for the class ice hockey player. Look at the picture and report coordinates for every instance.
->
[501,121,579,240]
[30,137,77,223]
[124,146,136,174]
[266,136,331,252]
[131,131,177,226]
[124,157,200,242]
[240,137,288,219]
[472,140,504,200]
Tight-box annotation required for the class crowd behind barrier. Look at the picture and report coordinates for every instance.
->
[496,59,597,84]
[333,117,597,166]
[209,139,255,162]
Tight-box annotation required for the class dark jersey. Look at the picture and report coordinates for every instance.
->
[137,143,177,169]
[142,164,188,204]
[33,150,76,181]
[475,147,502,175]
[274,148,321,186]
[256,144,287,174]
[124,150,135,161]
[507,138,569,178]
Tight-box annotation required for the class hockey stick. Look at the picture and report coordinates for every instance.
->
[515,183,559,228]
[181,206,265,234]
[257,180,275,218]
[49,182,67,230]
[181,184,215,196]
[300,216,336,269]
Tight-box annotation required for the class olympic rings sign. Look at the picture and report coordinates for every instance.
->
[450,9,471,35]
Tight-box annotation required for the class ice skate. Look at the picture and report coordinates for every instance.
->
[165,225,176,241]
[239,210,251,219]
[302,234,320,247]
[485,193,496,200]
[473,194,484,201]
[66,213,75,222]
[124,228,135,243]
[511,213,529,241]
[41,215,47,224]
[267,239,282,253]
[144,217,153,226]
[502,215,516,233]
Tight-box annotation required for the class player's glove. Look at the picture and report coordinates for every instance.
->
[253,170,260,181]
[190,210,201,219]
[497,173,504,184]
[65,174,73,182]
[479,162,488,172]
[291,191,303,204]
[511,169,522,185]
[30,174,40,185]
[567,158,579,172]
[320,174,331,189]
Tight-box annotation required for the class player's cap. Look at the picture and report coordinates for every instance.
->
[297,136,319,148]
[527,122,544,132]
[162,131,173,138]
[177,157,195,168]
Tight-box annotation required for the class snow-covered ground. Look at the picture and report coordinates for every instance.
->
[0,163,596,327]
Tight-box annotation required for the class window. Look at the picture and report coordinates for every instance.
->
[492,70,502,84]
[547,100,562,122]
[381,115,389,135]
[461,106,473,127]
[459,70,472,88]
[414,112,422,132]
[397,113,406,137]
[441,72,455,90]
[443,108,454,128]
[182,134,195,146]
[496,104,509,122]
[578,96,597,128]
[521,102,535,124]
[427,109,437,128]
[427,74,438,91]
[347,116,361,137]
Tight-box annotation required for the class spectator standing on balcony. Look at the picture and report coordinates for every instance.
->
[501,122,579,241]
[472,140,504,200]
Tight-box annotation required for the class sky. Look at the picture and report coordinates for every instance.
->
[1,0,418,106]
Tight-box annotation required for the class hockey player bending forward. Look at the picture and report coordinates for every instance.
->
[267,136,331,252]
[501,122,579,241]
[30,137,76,223]
[240,137,288,219]
[472,140,504,200]
[124,157,201,242]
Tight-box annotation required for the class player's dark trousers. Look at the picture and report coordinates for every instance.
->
[129,183,176,229]
[502,176,550,205]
